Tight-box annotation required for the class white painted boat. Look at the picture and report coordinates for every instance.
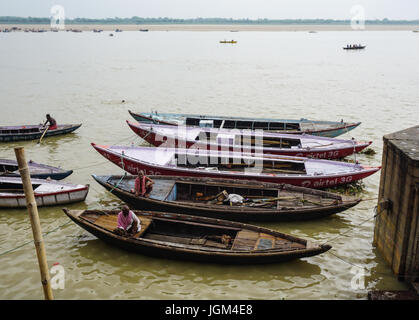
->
[0,177,89,208]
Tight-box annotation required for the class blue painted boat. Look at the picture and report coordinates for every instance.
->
[128,110,360,138]
[0,124,81,142]
[0,159,73,180]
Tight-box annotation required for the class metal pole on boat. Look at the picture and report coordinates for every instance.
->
[14,147,53,300]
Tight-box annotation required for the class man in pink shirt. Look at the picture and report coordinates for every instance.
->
[114,205,141,236]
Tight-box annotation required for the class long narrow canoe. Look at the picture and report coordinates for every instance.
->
[0,177,89,208]
[64,209,332,264]
[91,144,381,189]
[343,46,366,50]
[128,110,361,138]
[92,174,361,222]
[127,121,372,159]
[0,159,73,180]
[0,124,81,142]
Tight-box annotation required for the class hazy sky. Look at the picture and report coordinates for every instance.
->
[0,0,418,20]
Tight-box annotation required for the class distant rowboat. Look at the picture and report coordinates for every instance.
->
[64,208,332,264]
[0,159,73,180]
[127,121,372,159]
[0,124,81,142]
[91,144,381,189]
[0,177,89,208]
[343,45,366,50]
[220,40,237,44]
[128,110,361,138]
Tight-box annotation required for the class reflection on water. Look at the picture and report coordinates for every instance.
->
[1,30,417,299]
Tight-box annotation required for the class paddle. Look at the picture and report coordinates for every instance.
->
[37,125,49,144]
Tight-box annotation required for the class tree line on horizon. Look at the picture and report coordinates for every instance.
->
[1,16,418,25]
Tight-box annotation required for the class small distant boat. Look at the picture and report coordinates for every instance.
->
[0,177,89,208]
[220,40,237,44]
[0,159,73,180]
[115,29,123,32]
[127,121,372,159]
[309,31,317,33]
[91,144,381,189]
[109,33,114,37]
[412,30,419,33]
[93,29,103,33]
[128,110,361,138]
[92,174,361,222]
[63,208,332,264]
[0,124,81,142]
[139,29,149,32]
[343,45,366,50]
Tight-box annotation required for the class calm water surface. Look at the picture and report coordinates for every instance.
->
[0,30,418,299]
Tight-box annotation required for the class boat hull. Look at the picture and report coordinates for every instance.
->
[127,121,371,160]
[0,177,89,208]
[0,124,82,142]
[0,159,73,180]
[64,209,331,264]
[91,144,381,189]
[93,175,361,222]
[129,110,361,138]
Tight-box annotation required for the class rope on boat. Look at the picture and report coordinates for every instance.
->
[320,203,398,275]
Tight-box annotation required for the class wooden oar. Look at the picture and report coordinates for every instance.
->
[37,125,49,144]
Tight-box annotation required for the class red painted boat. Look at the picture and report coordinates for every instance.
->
[91,144,381,189]
[127,121,372,160]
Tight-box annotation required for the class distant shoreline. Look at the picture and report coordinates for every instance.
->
[2,24,419,32]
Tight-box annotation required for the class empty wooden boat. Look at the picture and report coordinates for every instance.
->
[128,110,361,138]
[91,144,381,189]
[0,159,73,180]
[0,124,81,142]
[0,177,89,208]
[127,121,372,159]
[63,209,332,264]
[92,175,361,222]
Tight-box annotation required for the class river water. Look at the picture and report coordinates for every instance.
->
[0,30,418,300]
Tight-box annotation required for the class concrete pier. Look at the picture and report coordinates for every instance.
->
[373,125,419,282]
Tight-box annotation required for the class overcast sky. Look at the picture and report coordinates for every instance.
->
[0,0,418,20]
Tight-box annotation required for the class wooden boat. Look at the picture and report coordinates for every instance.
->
[91,144,381,189]
[127,121,372,159]
[0,124,81,142]
[0,159,73,180]
[343,45,366,50]
[139,29,149,32]
[63,208,332,264]
[128,110,361,138]
[0,177,89,208]
[92,174,361,222]
[220,40,237,44]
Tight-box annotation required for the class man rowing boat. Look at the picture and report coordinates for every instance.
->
[43,114,57,130]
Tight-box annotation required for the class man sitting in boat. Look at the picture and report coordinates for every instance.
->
[132,170,154,198]
[114,205,141,236]
[43,114,58,130]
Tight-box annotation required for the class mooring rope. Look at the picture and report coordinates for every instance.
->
[0,220,72,257]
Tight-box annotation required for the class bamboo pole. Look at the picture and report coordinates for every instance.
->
[14,147,53,300]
